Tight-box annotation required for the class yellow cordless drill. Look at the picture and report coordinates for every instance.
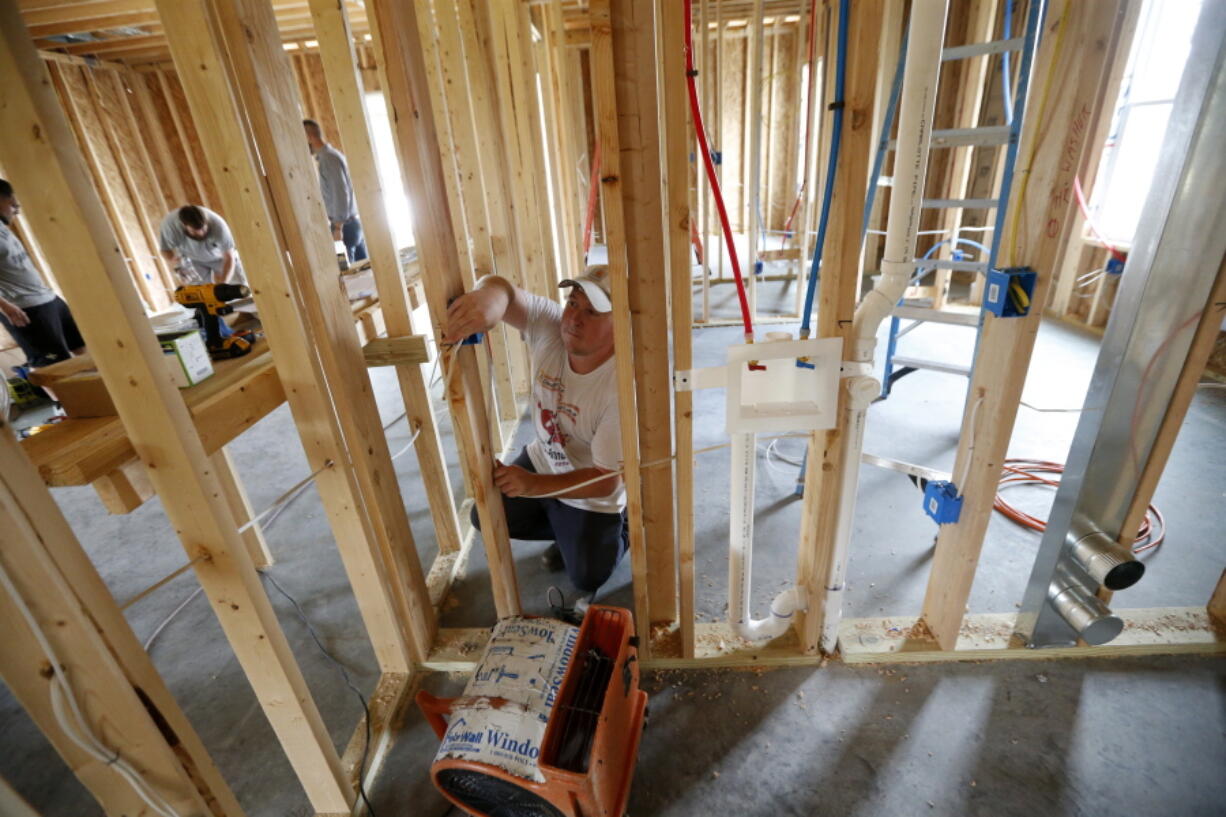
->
[173,283,253,360]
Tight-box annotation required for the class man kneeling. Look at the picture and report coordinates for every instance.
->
[444,267,626,607]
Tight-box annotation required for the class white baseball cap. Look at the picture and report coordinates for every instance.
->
[559,264,613,313]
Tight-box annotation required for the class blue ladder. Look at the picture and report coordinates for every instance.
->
[796,0,1043,496]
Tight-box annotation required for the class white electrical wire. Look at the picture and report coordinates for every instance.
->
[0,484,184,817]
[519,435,808,499]
[955,395,985,497]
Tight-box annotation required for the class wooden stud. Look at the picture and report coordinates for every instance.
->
[610,0,678,625]
[919,0,1135,650]
[661,0,695,658]
[306,0,465,558]
[154,0,426,685]
[92,458,154,515]
[411,0,503,456]
[47,61,163,311]
[1048,0,1142,320]
[744,0,764,316]
[200,0,442,656]
[367,0,521,618]
[794,0,883,655]
[361,335,430,368]
[428,0,520,428]
[154,70,210,206]
[211,446,274,570]
[589,0,651,642]
[457,0,533,398]
[0,431,243,817]
[0,6,352,809]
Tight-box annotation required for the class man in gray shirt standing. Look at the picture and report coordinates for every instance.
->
[158,205,246,285]
[0,179,85,368]
[303,119,367,263]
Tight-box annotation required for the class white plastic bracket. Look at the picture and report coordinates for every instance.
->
[674,366,727,392]
[840,361,873,378]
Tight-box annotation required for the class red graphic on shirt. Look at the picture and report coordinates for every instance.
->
[539,406,569,448]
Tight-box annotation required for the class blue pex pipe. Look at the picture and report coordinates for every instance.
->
[800,0,850,337]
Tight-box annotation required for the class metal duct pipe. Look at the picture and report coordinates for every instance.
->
[1069,528,1144,591]
[1016,0,1226,647]
[1048,569,1124,646]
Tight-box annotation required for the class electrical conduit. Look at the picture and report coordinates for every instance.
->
[818,1,950,653]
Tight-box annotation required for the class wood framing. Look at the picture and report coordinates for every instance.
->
[919,0,1136,650]
[661,1,696,656]
[307,0,465,557]
[211,447,274,570]
[794,0,884,654]
[427,605,1226,673]
[588,0,651,642]
[427,0,520,429]
[0,429,243,817]
[153,0,429,692]
[0,5,352,809]
[366,0,521,618]
[610,0,678,625]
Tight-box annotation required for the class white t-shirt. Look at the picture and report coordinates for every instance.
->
[521,294,625,514]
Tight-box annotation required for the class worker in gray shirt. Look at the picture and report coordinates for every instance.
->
[0,179,85,368]
[303,118,367,263]
[158,205,246,285]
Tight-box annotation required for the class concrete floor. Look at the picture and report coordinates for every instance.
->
[2,277,1224,816]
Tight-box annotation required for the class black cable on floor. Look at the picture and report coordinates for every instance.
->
[261,571,377,817]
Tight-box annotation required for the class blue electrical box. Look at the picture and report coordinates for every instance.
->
[1106,256,1126,276]
[984,266,1037,318]
[923,480,963,525]
[462,332,484,346]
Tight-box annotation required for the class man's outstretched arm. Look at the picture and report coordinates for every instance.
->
[443,274,531,344]
[492,460,622,500]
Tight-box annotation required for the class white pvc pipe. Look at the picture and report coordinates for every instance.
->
[729,431,802,641]
[819,0,950,653]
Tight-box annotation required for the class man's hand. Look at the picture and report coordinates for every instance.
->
[493,460,539,498]
[0,300,29,328]
[331,223,343,241]
[444,283,511,345]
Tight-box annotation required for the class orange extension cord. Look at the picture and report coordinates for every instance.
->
[994,458,1165,554]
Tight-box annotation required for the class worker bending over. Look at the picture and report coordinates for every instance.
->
[303,119,366,263]
[444,267,626,605]
[0,179,85,368]
[159,205,246,286]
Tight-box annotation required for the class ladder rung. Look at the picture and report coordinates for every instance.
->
[891,126,1012,150]
[941,37,1025,61]
[891,356,972,377]
[922,197,999,209]
[892,305,982,327]
[862,452,951,484]
[909,259,989,273]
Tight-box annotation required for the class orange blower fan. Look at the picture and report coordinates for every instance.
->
[418,606,647,817]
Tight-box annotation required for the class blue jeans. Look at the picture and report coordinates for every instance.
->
[471,448,628,594]
[342,217,367,262]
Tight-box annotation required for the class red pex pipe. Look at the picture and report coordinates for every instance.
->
[583,142,602,256]
[685,0,753,340]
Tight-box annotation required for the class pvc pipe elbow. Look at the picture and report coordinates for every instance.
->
[731,587,805,642]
